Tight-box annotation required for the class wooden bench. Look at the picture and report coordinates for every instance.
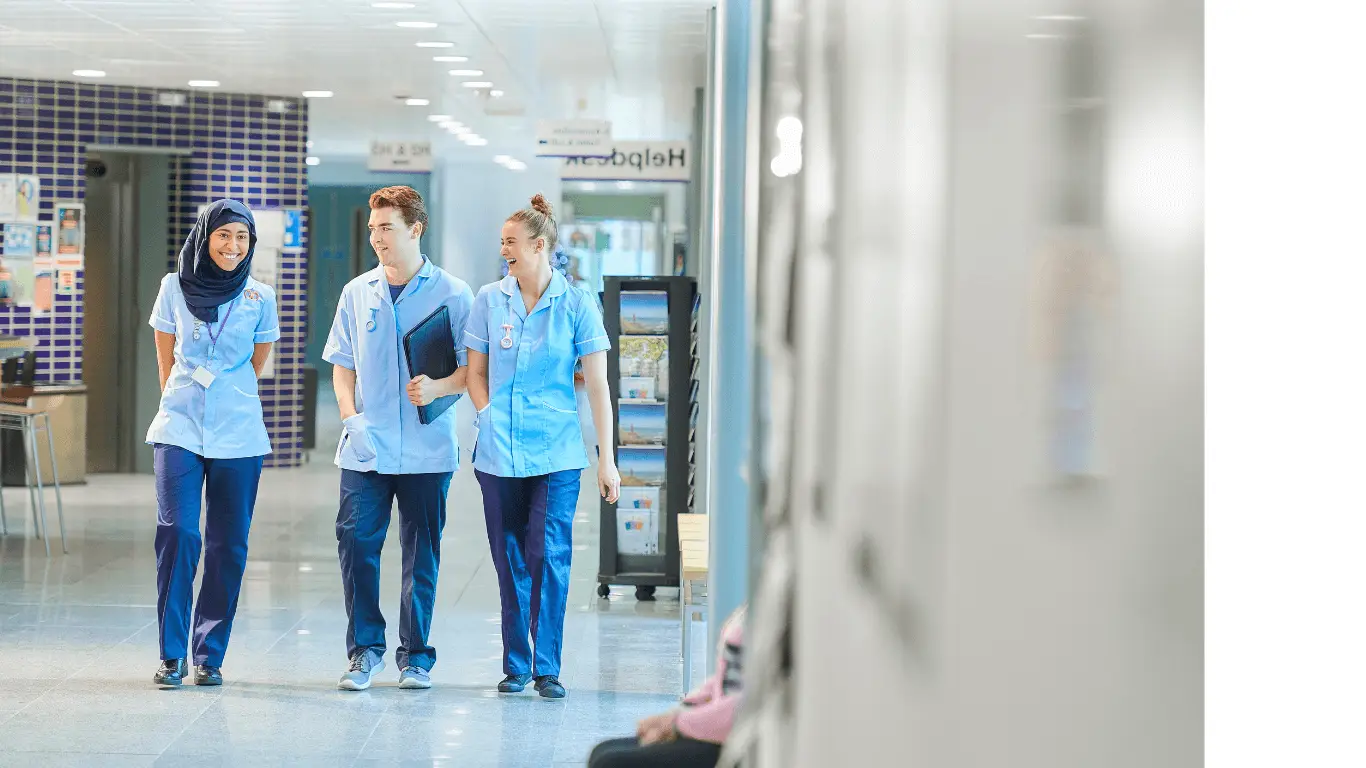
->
[677,513,709,693]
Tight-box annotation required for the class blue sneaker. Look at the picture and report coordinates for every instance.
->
[497,673,533,693]
[535,675,566,699]
[398,666,431,690]
[338,649,384,691]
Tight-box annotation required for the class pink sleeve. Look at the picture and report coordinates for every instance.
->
[675,691,741,744]
[681,672,720,707]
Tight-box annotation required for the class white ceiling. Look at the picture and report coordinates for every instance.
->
[0,0,713,160]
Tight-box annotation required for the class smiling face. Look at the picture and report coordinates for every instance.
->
[208,222,251,271]
[369,205,422,267]
[500,220,546,281]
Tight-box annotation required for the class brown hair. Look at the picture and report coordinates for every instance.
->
[506,193,557,253]
[369,185,428,235]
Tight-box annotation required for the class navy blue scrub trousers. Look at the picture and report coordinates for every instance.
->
[475,468,581,679]
[337,469,452,671]
[154,444,265,667]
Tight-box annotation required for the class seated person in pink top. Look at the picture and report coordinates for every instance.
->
[587,607,746,768]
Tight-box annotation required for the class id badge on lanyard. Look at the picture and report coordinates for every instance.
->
[191,298,237,389]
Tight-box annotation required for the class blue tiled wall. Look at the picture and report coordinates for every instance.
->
[0,77,309,467]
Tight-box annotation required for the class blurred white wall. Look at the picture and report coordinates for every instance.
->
[738,0,1203,765]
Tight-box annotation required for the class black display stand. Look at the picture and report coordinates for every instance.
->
[597,276,698,600]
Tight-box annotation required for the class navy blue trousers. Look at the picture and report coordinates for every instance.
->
[337,469,451,671]
[475,469,581,679]
[154,444,264,667]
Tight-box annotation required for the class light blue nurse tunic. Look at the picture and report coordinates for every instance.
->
[323,257,475,475]
[464,271,611,478]
[145,273,280,458]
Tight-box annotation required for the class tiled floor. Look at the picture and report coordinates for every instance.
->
[0,398,697,766]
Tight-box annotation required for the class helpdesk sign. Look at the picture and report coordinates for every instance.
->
[560,141,690,183]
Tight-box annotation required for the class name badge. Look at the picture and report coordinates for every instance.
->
[191,366,216,388]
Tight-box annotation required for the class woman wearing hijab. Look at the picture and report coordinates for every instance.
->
[145,199,280,687]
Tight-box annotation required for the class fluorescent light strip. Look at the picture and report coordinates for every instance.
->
[302,90,333,98]
[433,56,469,62]
[417,41,454,48]
[72,69,106,77]
[448,69,483,76]
[406,98,430,106]
[188,80,219,87]
[396,21,437,28]
[461,81,494,89]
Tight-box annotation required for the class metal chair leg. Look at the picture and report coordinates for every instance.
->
[0,421,8,537]
[24,419,48,557]
[41,414,65,553]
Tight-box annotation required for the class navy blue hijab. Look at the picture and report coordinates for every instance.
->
[178,199,257,324]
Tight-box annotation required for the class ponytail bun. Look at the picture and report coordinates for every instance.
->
[530,193,553,218]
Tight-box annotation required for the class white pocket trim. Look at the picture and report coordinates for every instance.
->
[544,402,578,415]
[232,385,261,399]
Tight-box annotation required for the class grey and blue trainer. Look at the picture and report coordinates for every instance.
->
[338,649,385,691]
[398,666,432,690]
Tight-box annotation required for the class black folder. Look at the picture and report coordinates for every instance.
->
[402,304,460,425]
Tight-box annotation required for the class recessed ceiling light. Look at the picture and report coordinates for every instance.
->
[465,137,489,146]
[448,69,484,76]
[493,155,510,163]
[450,125,471,135]
[461,81,494,89]
[428,114,453,122]
[405,98,430,106]
[433,56,469,63]
[306,156,321,166]
[371,2,416,7]
[302,90,333,98]
[188,80,220,88]
[72,69,106,78]
[306,140,314,148]
[490,90,505,98]
[507,161,526,171]
[417,41,454,48]
[396,21,437,28]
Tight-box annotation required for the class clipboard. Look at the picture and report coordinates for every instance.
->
[402,304,460,425]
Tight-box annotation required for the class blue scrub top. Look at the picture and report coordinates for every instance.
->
[324,257,475,475]
[465,271,611,478]
[145,273,281,459]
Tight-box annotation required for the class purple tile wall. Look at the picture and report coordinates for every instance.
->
[0,77,309,467]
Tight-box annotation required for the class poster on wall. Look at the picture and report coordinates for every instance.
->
[2,224,37,307]
[0,175,16,220]
[55,202,85,264]
[15,176,40,222]
[56,269,77,296]
[2,223,36,258]
[36,224,52,258]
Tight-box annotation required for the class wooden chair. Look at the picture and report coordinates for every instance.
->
[677,513,709,694]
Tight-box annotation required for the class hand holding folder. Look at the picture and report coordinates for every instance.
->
[403,305,461,425]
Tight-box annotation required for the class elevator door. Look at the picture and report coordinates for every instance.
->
[83,152,169,474]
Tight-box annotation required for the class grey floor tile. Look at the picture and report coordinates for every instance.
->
[0,404,685,765]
